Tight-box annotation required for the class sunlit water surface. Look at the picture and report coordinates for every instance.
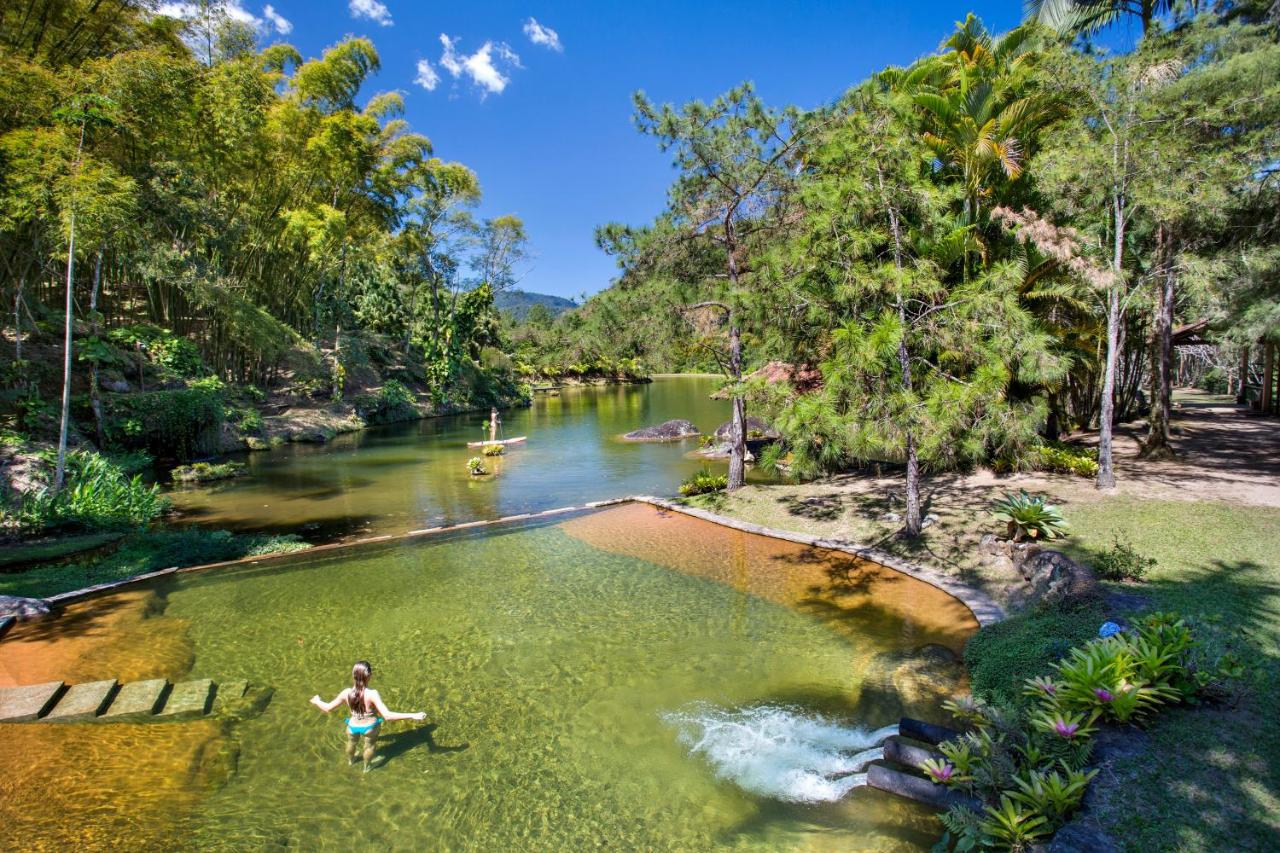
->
[0,504,977,851]
[167,376,766,539]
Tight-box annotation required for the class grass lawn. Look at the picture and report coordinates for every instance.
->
[690,484,1280,851]
[0,529,310,599]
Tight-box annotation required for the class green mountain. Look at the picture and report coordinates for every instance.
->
[495,290,578,320]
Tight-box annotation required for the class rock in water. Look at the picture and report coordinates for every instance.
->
[622,419,700,441]
[713,416,780,442]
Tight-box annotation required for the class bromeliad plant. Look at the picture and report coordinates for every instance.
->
[990,491,1068,541]
[931,610,1249,851]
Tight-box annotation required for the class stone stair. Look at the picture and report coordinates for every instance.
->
[0,678,270,724]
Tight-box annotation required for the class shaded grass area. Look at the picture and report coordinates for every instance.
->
[0,531,123,569]
[0,529,311,599]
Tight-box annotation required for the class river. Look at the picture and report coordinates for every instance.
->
[168,375,765,540]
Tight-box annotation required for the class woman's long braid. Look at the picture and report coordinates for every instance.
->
[349,660,372,714]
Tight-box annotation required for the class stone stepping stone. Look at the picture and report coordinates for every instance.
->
[212,680,247,713]
[102,679,169,720]
[0,681,65,722]
[156,678,214,720]
[44,679,118,722]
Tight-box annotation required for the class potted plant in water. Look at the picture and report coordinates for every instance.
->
[466,456,488,476]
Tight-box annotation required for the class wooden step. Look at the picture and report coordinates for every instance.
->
[44,679,118,722]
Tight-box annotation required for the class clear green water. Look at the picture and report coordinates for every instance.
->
[169,377,761,540]
[1,507,967,851]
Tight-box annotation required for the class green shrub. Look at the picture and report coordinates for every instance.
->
[482,443,505,457]
[1032,442,1099,478]
[991,491,1068,541]
[679,467,728,496]
[171,461,246,483]
[107,325,207,378]
[353,379,418,425]
[231,407,264,434]
[466,456,487,475]
[2,450,168,532]
[1091,535,1155,581]
[104,378,225,460]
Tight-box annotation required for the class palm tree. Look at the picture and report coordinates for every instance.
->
[1025,0,1187,35]
[901,16,1060,224]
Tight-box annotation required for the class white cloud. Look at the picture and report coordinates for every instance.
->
[434,35,520,96]
[157,2,291,35]
[522,18,562,52]
[349,0,393,27]
[439,34,463,77]
[414,59,440,91]
[262,4,292,34]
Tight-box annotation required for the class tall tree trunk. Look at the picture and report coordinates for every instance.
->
[1096,186,1127,491]
[727,320,746,490]
[897,334,922,536]
[724,220,746,492]
[89,248,105,447]
[1143,223,1175,457]
[1097,283,1120,490]
[13,273,23,365]
[879,168,922,536]
[52,210,76,493]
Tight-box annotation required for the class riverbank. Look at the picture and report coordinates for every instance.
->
[685,392,1280,851]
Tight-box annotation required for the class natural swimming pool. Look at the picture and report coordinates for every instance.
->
[0,503,978,850]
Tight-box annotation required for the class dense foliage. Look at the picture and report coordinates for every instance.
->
[933,611,1248,851]
[506,1,1280,532]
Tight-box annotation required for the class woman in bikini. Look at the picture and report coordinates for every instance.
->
[309,660,426,771]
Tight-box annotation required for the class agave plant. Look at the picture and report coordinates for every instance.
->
[990,490,1068,541]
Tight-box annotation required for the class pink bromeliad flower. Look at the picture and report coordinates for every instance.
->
[927,763,956,783]
[1052,718,1080,738]
[1094,688,1115,703]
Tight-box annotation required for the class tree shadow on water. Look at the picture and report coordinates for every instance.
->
[377,723,469,766]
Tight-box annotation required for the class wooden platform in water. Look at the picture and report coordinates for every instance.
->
[466,436,527,448]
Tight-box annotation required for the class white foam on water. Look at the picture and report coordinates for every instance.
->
[661,704,898,803]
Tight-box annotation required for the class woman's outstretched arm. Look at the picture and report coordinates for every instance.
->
[370,690,426,723]
[310,689,348,713]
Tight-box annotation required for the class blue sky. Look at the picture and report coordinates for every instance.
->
[186,2,1054,300]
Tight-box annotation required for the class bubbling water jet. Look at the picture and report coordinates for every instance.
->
[661,704,899,803]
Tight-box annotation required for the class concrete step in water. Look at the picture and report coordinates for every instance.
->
[101,679,169,720]
[0,680,64,722]
[156,679,215,720]
[44,679,118,722]
[0,677,270,724]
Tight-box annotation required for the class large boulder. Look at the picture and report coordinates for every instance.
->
[1019,548,1100,607]
[712,416,780,442]
[622,419,700,442]
[0,595,52,622]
